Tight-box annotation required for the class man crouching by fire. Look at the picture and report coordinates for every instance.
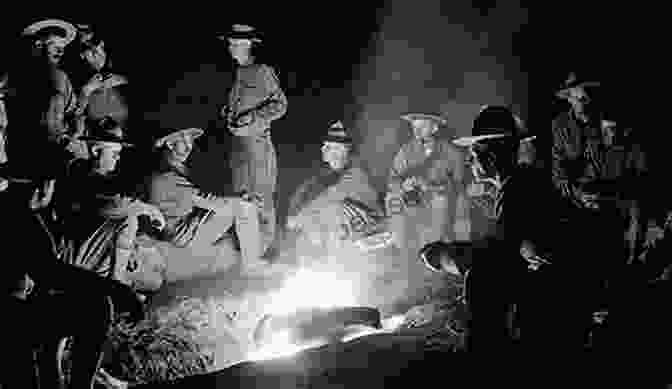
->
[286,121,385,257]
[1,138,143,388]
[441,105,553,353]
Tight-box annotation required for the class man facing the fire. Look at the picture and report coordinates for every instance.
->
[386,113,467,253]
[145,127,274,273]
[287,121,385,254]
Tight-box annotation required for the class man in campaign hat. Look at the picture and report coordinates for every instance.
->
[219,24,287,258]
[146,126,277,274]
[57,116,166,290]
[287,121,384,255]
[7,19,88,179]
[386,112,467,254]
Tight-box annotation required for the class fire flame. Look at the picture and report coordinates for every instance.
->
[264,267,358,316]
[248,267,359,361]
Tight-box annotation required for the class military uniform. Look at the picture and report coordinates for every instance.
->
[146,160,262,267]
[288,157,384,254]
[227,63,287,254]
[387,135,466,251]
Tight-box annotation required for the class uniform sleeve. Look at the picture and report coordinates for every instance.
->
[388,146,408,193]
[287,179,313,218]
[336,164,382,213]
[452,147,468,221]
[44,71,73,143]
[551,119,573,199]
[147,173,197,217]
[254,65,287,122]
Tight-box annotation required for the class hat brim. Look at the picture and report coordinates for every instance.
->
[217,34,262,43]
[154,128,204,148]
[453,134,536,147]
[401,113,447,126]
[555,81,601,98]
[323,136,353,144]
[22,19,77,47]
[452,134,509,147]
[79,137,134,147]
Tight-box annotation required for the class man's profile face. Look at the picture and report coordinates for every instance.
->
[82,41,106,71]
[440,257,461,276]
[40,35,67,65]
[321,141,350,170]
[168,134,194,163]
[94,142,122,174]
[411,119,437,139]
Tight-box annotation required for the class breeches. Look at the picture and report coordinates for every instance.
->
[229,135,277,250]
[169,199,262,264]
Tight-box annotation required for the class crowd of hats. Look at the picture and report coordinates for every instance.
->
[20,19,544,154]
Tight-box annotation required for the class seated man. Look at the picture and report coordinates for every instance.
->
[286,121,385,254]
[1,160,142,389]
[57,116,166,290]
[145,127,272,273]
[385,113,467,253]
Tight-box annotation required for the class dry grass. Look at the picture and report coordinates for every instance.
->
[102,297,215,385]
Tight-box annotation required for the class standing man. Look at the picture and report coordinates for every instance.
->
[8,19,88,178]
[219,24,288,258]
[385,113,467,254]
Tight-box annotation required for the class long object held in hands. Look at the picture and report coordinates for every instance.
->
[228,96,278,129]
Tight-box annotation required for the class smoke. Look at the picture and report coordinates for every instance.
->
[351,0,528,191]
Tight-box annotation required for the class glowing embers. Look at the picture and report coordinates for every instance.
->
[264,267,358,316]
[245,266,389,361]
[247,328,323,361]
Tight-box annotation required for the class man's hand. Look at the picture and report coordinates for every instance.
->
[241,191,264,209]
[103,73,127,89]
[644,222,665,249]
[0,177,8,192]
[520,240,551,271]
[29,179,56,210]
[129,200,165,231]
[402,176,422,192]
[286,215,303,231]
[65,138,89,160]
[82,74,107,96]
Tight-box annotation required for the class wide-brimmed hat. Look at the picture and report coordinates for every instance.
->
[79,116,133,147]
[555,72,600,100]
[154,127,204,148]
[22,19,77,47]
[217,24,262,43]
[400,113,447,127]
[323,121,353,145]
[452,105,524,147]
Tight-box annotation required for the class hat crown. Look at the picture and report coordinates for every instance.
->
[472,105,517,136]
[222,24,262,42]
[232,24,255,33]
[324,121,352,144]
[401,113,446,126]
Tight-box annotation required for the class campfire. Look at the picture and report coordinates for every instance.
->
[246,266,402,362]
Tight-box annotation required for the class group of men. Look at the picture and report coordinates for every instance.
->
[10,14,657,387]
[0,20,288,388]
[419,71,672,359]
